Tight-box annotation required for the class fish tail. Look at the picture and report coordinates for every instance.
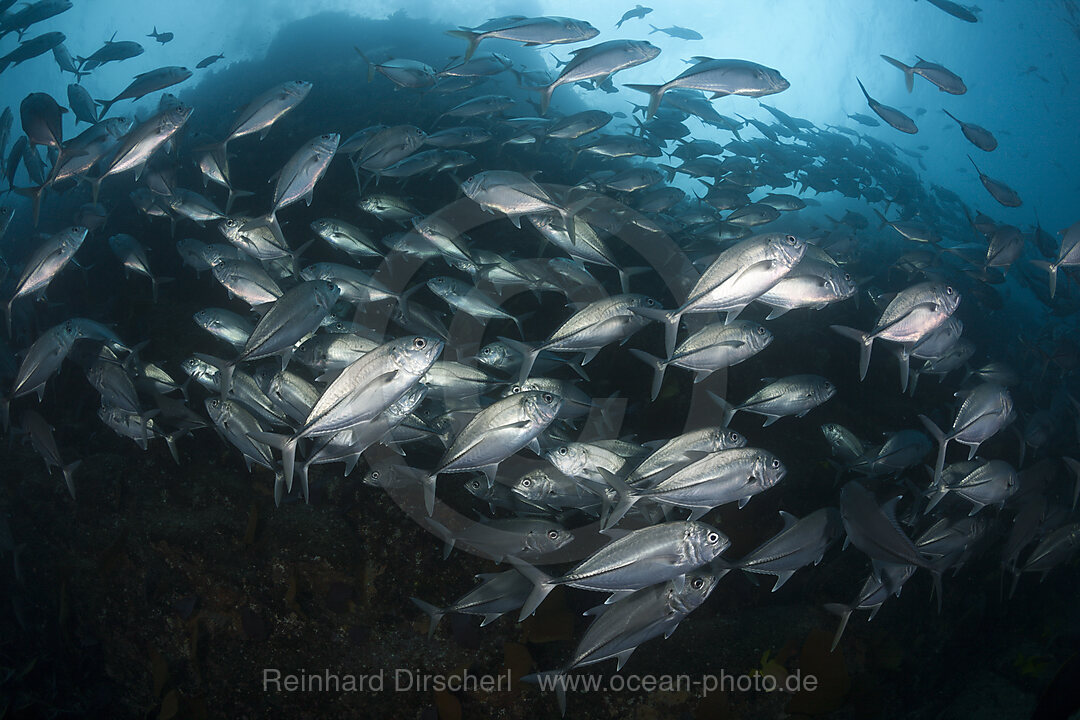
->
[86,175,103,205]
[918,413,949,488]
[537,82,556,116]
[922,470,948,514]
[907,367,921,396]
[12,185,45,227]
[253,431,299,493]
[598,468,637,530]
[1030,259,1059,298]
[830,325,874,380]
[287,238,316,277]
[497,335,540,383]
[353,47,376,82]
[624,83,667,120]
[506,556,556,621]
[706,391,738,427]
[150,276,174,303]
[62,460,81,500]
[628,349,668,401]
[966,154,981,176]
[521,670,569,716]
[927,557,949,613]
[163,431,183,465]
[648,23,661,34]
[855,76,871,102]
[630,305,679,357]
[942,108,959,124]
[872,207,890,230]
[94,98,115,119]
[422,474,437,515]
[657,163,678,182]
[823,603,853,651]
[409,597,446,638]
[297,461,311,503]
[273,470,285,507]
[444,29,483,61]
[225,188,254,216]
[894,346,911,392]
[880,55,914,92]
[218,359,236,396]
[5,297,14,337]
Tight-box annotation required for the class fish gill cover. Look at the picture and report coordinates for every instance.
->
[0,1,1078,719]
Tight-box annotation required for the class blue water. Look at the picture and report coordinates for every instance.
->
[0,2,1078,719]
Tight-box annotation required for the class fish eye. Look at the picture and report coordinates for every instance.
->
[707,531,720,544]
[729,431,739,442]
[522,478,531,487]
[413,337,426,349]
[547,530,559,540]
[371,471,380,480]
[757,326,766,335]
[558,447,568,455]
[692,577,705,589]
[511,385,522,393]
[945,286,954,295]
[469,479,480,489]
[785,234,796,244]
[824,381,833,390]
[542,393,554,403]
[771,459,781,469]
[321,134,332,140]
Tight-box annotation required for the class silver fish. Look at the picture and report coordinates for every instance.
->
[831,281,960,381]
[634,233,806,356]
[6,226,87,334]
[924,459,1017,514]
[513,520,729,619]
[410,570,532,637]
[713,374,836,427]
[630,320,773,400]
[538,39,661,113]
[204,397,274,471]
[426,389,562,513]
[627,57,789,119]
[448,15,599,61]
[942,109,996,151]
[221,80,312,147]
[523,569,718,715]
[855,77,917,134]
[919,383,1015,487]
[96,66,192,117]
[21,409,80,498]
[880,55,966,94]
[604,447,786,527]
[728,508,843,591]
